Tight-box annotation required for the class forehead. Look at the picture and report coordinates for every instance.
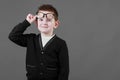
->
[38,10,54,14]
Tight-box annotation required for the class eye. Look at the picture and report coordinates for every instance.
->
[47,19,52,22]
[38,18,43,21]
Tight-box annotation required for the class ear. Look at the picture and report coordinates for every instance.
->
[54,20,60,29]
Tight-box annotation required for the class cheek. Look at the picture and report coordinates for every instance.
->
[37,22,41,27]
[49,22,55,26]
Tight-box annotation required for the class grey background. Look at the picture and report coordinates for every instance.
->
[1,0,120,80]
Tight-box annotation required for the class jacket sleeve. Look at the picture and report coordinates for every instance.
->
[8,19,31,47]
[58,41,69,80]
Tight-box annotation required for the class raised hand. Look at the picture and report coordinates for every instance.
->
[26,14,37,24]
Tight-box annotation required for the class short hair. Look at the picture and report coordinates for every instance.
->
[36,4,58,21]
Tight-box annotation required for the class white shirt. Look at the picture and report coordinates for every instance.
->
[41,34,55,47]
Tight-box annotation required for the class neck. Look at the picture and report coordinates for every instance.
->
[41,32,54,37]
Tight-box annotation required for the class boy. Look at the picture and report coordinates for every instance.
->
[8,4,69,80]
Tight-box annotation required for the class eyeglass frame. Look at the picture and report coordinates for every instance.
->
[36,12,55,20]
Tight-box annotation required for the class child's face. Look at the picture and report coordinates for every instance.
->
[37,10,59,34]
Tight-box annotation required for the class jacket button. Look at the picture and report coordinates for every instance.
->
[40,62,43,65]
[41,51,44,54]
[40,72,43,75]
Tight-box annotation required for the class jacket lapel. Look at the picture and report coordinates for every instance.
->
[38,34,56,50]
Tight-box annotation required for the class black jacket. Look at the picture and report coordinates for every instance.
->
[8,20,69,80]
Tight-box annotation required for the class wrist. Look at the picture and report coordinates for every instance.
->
[23,19,31,26]
[26,19,32,24]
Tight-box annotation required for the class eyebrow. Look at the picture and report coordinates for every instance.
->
[38,11,54,14]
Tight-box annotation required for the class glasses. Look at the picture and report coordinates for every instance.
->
[37,12,55,20]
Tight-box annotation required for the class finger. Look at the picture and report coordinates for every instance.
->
[33,15,38,19]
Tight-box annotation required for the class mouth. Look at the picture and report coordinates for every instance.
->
[40,24,48,28]
[42,26,48,28]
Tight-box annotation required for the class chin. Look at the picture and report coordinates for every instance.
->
[40,30,49,34]
[38,28,48,33]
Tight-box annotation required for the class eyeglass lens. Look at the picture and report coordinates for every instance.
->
[38,12,54,19]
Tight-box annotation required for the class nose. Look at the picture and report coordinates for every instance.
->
[41,17,48,25]
[42,17,48,22]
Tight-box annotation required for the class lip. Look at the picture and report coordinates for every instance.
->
[41,26,48,28]
[40,24,48,28]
